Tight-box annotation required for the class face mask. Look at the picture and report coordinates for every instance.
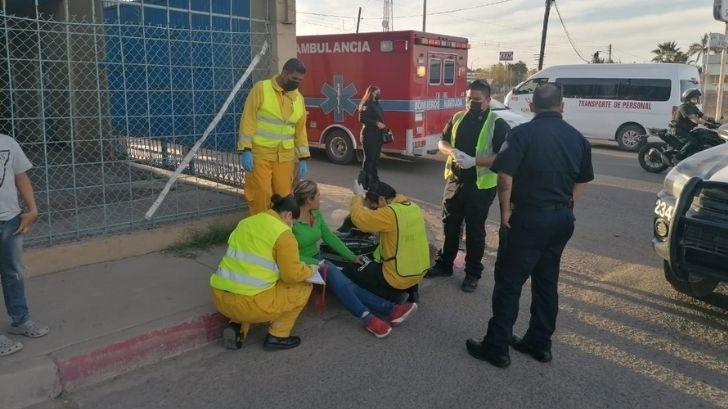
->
[283,79,300,92]
[468,101,483,112]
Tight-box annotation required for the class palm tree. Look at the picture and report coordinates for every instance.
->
[688,34,709,96]
[651,41,689,63]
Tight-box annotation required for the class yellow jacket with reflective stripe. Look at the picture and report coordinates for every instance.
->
[444,110,499,189]
[237,77,310,161]
[210,211,312,296]
[373,201,430,278]
[350,194,428,289]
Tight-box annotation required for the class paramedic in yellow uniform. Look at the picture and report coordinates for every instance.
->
[210,194,315,350]
[238,58,311,215]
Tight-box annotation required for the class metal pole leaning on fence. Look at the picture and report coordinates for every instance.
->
[144,40,269,220]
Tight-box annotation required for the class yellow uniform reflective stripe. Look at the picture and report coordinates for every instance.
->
[295,146,310,155]
[254,129,295,140]
[225,247,279,273]
[215,267,272,288]
[256,114,296,126]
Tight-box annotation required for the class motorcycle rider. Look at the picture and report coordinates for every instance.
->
[675,88,710,159]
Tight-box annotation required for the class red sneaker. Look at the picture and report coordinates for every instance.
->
[364,316,392,338]
[388,303,418,327]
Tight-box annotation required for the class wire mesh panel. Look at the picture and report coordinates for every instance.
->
[0,0,272,246]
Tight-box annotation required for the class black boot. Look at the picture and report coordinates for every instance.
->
[263,334,301,350]
[222,323,242,350]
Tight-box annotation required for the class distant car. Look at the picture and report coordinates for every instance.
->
[652,131,728,300]
[490,98,530,128]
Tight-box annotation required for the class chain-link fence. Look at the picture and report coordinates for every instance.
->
[0,1,273,247]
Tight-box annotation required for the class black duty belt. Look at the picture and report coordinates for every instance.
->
[511,201,573,212]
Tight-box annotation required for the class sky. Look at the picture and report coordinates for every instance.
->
[296,0,725,70]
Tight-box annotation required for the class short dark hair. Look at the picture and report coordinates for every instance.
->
[282,58,306,74]
[365,181,397,203]
[271,194,300,219]
[468,79,491,98]
[533,83,562,110]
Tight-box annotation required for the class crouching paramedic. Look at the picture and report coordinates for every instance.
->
[210,194,315,351]
[344,181,430,303]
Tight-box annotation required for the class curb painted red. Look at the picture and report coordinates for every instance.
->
[56,312,227,391]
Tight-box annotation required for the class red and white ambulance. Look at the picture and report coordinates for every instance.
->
[297,31,469,164]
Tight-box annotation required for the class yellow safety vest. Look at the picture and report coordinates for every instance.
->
[443,110,499,190]
[374,202,430,277]
[252,79,304,150]
[210,212,290,296]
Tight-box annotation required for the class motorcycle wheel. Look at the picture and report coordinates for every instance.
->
[638,142,669,173]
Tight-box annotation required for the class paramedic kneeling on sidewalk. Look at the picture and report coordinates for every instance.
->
[210,195,315,351]
[344,182,430,303]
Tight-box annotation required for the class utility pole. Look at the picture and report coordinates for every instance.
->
[538,0,554,71]
[717,23,728,120]
[356,7,362,33]
[422,0,426,32]
[608,44,612,63]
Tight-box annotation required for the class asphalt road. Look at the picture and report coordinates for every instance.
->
[38,142,728,409]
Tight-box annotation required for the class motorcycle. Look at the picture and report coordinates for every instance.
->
[638,120,725,173]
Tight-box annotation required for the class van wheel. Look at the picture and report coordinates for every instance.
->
[325,130,355,165]
[616,124,646,151]
[663,262,718,300]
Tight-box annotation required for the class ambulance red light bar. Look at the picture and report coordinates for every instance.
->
[415,37,469,49]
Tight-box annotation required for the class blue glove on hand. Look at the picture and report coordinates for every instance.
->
[298,160,308,178]
[240,151,254,172]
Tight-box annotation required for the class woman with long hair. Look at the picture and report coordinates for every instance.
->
[291,180,417,338]
[357,85,386,190]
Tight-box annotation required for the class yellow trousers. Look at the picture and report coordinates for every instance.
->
[244,158,296,215]
[211,282,312,338]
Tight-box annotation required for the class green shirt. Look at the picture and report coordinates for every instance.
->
[292,210,356,265]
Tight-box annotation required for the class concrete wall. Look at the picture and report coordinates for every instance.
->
[269,0,298,74]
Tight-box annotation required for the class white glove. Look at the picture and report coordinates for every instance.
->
[309,264,320,275]
[352,179,366,196]
[454,151,477,169]
[450,148,464,159]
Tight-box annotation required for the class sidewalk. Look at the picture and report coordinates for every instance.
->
[0,183,442,409]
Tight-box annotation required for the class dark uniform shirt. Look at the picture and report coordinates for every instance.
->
[359,100,385,137]
[675,103,702,135]
[492,111,594,209]
[441,109,510,184]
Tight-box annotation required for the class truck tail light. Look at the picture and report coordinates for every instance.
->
[416,65,426,78]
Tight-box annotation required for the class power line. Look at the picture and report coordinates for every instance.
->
[553,1,590,63]
[298,0,513,20]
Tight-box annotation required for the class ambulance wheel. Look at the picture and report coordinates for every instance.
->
[325,130,355,165]
[616,124,646,151]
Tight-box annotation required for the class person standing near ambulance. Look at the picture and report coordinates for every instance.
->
[238,58,311,215]
[426,80,510,293]
[357,85,386,190]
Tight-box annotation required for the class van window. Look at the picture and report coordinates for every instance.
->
[429,58,442,85]
[515,78,548,94]
[557,77,671,101]
[680,79,699,95]
[443,59,455,85]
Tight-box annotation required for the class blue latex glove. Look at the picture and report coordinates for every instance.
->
[240,151,254,172]
[298,160,308,178]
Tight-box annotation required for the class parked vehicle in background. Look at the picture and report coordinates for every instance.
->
[652,127,728,300]
[488,98,530,129]
[505,64,700,151]
[297,31,469,164]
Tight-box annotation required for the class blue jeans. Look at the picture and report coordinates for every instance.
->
[0,215,29,327]
[320,256,395,322]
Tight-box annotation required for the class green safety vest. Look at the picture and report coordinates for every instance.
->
[443,110,499,190]
[252,79,305,151]
[374,202,430,277]
[210,212,290,296]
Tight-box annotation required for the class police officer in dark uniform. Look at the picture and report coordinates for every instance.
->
[675,88,710,159]
[466,83,593,368]
[426,80,510,292]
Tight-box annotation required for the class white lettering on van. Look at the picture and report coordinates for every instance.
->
[297,41,372,54]
[577,99,652,110]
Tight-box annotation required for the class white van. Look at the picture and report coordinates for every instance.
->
[504,64,700,151]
